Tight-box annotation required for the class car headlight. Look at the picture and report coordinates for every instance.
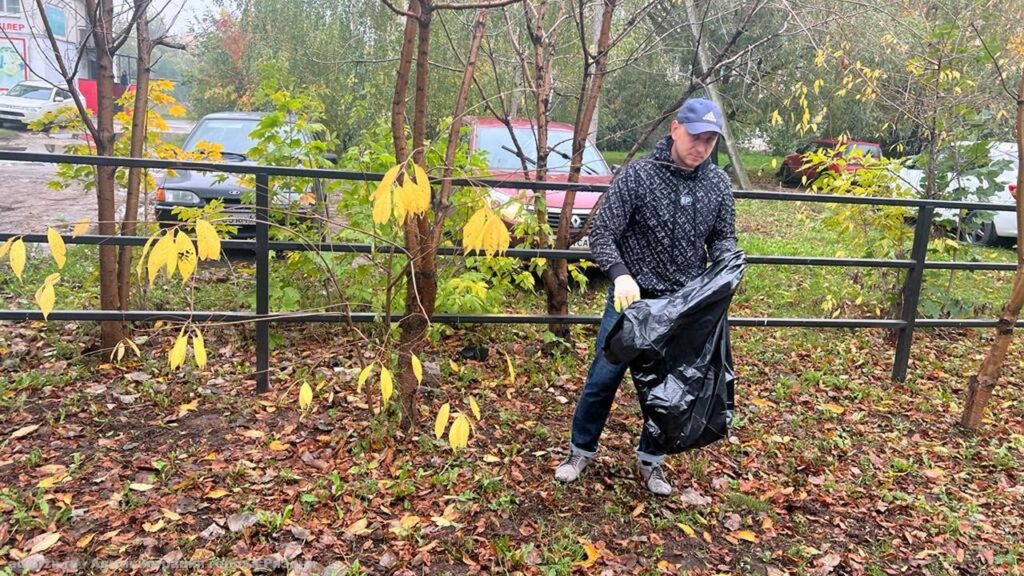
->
[161,189,201,204]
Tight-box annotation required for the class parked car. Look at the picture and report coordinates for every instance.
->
[898,141,1018,247]
[155,112,328,237]
[778,138,883,186]
[464,117,614,249]
[0,80,75,128]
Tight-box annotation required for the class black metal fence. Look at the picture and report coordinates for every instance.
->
[0,151,1019,391]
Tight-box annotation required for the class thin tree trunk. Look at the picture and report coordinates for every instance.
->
[682,0,749,189]
[960,72,1024,430]
[117,1,152,312]
[545,0,615,337]
[89,0,124,350]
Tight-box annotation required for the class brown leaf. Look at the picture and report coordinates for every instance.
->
[27,532,60,554]
[9,424,40,439]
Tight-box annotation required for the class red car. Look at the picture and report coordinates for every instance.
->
[464,117,614,249]
[778,138,882,187]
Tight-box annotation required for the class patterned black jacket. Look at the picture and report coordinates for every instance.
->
[590,135,737,296]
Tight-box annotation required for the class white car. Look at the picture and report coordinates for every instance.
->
[898,141,1019,246]
[0,80,75,128]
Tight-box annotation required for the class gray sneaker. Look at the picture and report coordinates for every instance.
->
[554,453,592,483]
[638,461,673,496]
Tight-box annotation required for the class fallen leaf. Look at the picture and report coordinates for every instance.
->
[572,540,599,568]
[28,532,60,554]
[482,454,501,463]
[678,523,697,537]
[346,518,371,536]
[922,468,945,482]
[205,489,229,499]
[820,403,845,414]
[161,509,181,521]
[268,440,289,452]
[732,530,758,543]
[142,519,165,533]
[129,483,155,492]
[239,429,265,439]
[9,424,40,439]
[75,533,94,549]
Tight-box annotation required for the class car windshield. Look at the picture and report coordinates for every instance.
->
[6,84,52,100]
[845,143,881,159]
[475,126,610,175]
[183,118,262,155]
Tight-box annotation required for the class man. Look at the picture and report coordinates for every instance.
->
[554,98,737,496]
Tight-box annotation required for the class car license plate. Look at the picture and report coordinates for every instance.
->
[571,235,590,250]
[222,213,255,226]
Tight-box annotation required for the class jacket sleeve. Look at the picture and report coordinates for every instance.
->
[705,177,737,261]
[589,164,637,280]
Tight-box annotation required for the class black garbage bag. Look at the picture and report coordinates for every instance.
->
[604,250,745,454]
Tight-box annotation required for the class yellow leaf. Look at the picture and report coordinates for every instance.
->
[71,218,89,237]
[299,381,313,410]
[733,529,758,543]
[462,208,489,254]
[372,181,393,225]
[483,454,501,463]
[821,403,845,414]
[37,475,62,489]
[194,219,221,261]
[175,230,197,284]
[434,402,450,440]
[0,237,13,259]
[29,532,60,554]
[399,515,420,530]
[482,212,511,256]
[136,233,157,281]
[678,523,696,537]
[371,164,402,225]
[504,352,516,384]
[178,399,199,415]
[169,331,188,369]
[142,519,165,533]
[204,489,229,499]
[448,413,470,451]
[468,397,481,420]
[161,508,182,521]
[9,238,26,281]
[47,228,66,269]
[35,274,58,321]
[129,482,156,492]
[448,359,461,373]
[345,518,371,535]
[148,230,174,284]
[411,354,423,384]
[380,367,393,405]
[572,541,599,568]
[167,104,187,117]
[357,364,372,393]
[75,533,94,549]
[268,440,289,451]
[412,163,432,213]
[192,331,207,369]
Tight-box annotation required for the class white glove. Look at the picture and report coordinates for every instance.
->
[613,275,641,312]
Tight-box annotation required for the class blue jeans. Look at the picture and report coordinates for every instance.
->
[569,291,665,464]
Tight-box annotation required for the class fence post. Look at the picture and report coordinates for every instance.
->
[255,172,270,393]
[892,205,933,382]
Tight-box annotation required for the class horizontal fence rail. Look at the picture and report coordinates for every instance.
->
[0,151,1018,391]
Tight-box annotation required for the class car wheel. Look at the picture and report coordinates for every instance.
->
[960,212,1000,247]
[779,166,795,187]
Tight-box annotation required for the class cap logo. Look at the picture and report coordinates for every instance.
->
[702,111,717,122]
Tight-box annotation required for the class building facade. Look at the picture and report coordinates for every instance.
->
[0,0,90,93]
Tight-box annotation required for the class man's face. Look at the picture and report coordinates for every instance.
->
[670,120,718,170]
